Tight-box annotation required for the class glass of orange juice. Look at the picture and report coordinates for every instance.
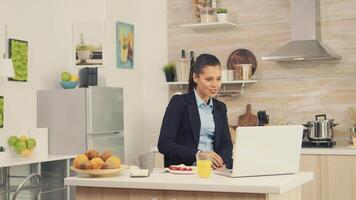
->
[196,153,212,178]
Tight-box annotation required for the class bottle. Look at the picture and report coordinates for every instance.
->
[190,51,195,69]
[176,50,190,82]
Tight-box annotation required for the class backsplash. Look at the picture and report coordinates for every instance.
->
[167,0,356,137]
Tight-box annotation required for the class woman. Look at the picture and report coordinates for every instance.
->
[158,54,233,169]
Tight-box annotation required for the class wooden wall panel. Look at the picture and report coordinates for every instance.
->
[167,0,356,138]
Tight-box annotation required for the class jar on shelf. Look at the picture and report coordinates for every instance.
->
[350,127,356,147]
[200,6,216,23]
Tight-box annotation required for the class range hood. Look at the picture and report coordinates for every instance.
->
[262,0,341,61]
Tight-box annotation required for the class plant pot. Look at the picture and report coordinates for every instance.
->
[165,73,175,82]
[217,13,227,22]
[77,51,93,61]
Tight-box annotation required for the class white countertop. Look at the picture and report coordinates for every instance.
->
[65,170,313,194]
[301,146,356,155]
[0,155,75,168]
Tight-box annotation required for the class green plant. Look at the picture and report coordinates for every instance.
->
[217,8,228,14]
[76,33,94,51]
[162,63,176,75]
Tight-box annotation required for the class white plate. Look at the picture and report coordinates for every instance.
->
[71,164,128,177]
[167,166,197,175]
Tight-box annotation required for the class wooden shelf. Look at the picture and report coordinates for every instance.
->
[166,80,257,85]
[180,22,236,30]
[166,80,257,96]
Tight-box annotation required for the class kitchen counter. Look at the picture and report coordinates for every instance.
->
[65,169,313,200]
[301,146,356,155]
[0,155,75,168]
[152,146,356,157]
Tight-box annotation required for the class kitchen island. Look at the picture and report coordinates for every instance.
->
[65,169,313,200]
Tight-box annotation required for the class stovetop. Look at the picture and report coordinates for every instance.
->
[302,140,336,148]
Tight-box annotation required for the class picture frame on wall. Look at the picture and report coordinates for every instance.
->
[8,39,28,82]
[0,96,3,128]
[116,22,134,69]
[73,21,104,68]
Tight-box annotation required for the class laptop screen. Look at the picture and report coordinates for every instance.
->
[231,125,303,177]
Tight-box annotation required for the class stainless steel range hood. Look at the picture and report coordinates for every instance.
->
[262,0,341,61]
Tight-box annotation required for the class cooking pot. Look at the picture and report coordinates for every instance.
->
[303,114,338,141]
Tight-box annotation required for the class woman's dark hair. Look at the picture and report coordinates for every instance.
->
[188,53,221,92]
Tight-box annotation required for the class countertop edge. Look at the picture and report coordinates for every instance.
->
[65,172,313,194]
[0,154,75,168]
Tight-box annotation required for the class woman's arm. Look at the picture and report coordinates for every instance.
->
[158,95,198,159]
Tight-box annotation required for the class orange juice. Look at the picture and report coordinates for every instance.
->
[197,159,212,178]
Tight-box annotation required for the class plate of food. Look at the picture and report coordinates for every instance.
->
[167,164,197,175]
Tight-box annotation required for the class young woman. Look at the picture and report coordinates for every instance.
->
[158,54,232,169]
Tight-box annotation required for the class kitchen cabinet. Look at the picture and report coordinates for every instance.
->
[300,154,356,200]
[130,190,163,200]
[164,191,197,200]
[76,188,164,200]
[320,155,356,200]
[300,155,321,200]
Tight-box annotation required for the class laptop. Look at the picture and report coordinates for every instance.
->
[215,125,304,178]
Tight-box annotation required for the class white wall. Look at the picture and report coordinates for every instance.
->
[0,0,74,133]
[104,0,168,162]
[0,0,168,164]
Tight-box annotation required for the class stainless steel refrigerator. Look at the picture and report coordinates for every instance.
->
[37,87,124,162]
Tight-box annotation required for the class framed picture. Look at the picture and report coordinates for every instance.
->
[116,22,134,69]
[73,21,104,67]
[8,39,28,82]
[0,96,3,128]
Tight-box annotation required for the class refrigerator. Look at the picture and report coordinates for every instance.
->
[37,87,124,162]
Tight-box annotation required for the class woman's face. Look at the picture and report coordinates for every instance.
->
[193,65,222,102]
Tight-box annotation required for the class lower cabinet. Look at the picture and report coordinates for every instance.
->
[300,155,356,200]
[76,188,268,200]
[300,155,321,200]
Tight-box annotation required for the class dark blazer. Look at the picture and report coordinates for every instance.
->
[158,90,233,168]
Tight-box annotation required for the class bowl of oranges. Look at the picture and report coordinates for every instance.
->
[71,149,125,177]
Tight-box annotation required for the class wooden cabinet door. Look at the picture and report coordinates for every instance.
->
[320,155,356,200]
[129,189,164,200]
[164,191,197,200]
[300,155,321,200]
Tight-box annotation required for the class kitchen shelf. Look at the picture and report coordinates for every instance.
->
[180,21,236,30]
[166,79,257,96]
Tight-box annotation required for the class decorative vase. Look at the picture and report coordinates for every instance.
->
[217,13,227,22]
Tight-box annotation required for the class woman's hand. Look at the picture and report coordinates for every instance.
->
[198,151,224,169]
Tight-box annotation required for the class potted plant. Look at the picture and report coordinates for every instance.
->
[216,8,228,22]
[162,63,176,82]
[76,33,94,63]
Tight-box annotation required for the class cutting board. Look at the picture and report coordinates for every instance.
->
[237,104,258,127]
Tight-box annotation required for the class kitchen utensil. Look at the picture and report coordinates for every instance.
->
[227,49,257,75]
[303,114,337,141]
[237,104,258,127]
[257,111,269,126]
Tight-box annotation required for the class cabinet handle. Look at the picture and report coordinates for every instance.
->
[12,173,41,200]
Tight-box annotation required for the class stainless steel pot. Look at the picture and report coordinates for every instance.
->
[303,114,338,141]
